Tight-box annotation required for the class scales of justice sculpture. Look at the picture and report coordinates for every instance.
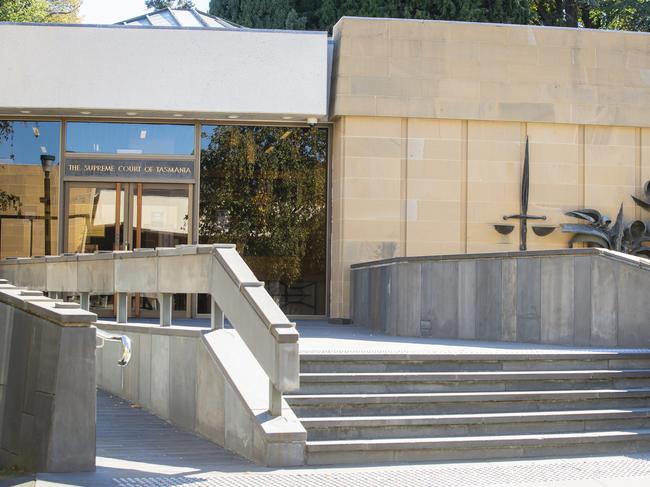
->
[493,136,555,251]
[493,136,650,256]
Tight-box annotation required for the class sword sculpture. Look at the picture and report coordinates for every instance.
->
[502,136,547,251]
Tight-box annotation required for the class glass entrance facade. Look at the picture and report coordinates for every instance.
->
[0,119,329,317]
[199,125,328,316]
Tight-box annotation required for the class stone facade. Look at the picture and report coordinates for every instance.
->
[329,18,650,319]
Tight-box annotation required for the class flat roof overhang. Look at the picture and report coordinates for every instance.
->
[0,23,329,123]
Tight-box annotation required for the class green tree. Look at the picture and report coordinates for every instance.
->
[199,126,327,284]
[145,0,195,9]
[209,0,306,29]
[0,0,81,22]
[210,0,530,31]
[0,0,49,22]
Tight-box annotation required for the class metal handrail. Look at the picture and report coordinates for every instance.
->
[95,328,132,366]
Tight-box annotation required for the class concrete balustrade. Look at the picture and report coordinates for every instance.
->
[95,322,307,466]
[351,248,650,348]
[0,244,301,416]
[0,280,96,472]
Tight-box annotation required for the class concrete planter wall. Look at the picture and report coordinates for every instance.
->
[351,249,650,348]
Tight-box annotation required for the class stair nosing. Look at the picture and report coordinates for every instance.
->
[299,369,650,382]
[300,352,650,362]
[285,387,650,404]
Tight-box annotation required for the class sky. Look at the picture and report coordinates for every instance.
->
[80,0,211,25]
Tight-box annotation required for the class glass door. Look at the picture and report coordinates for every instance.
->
[65,182,191,318]
[131,183,191,318]
[66,183,126,253]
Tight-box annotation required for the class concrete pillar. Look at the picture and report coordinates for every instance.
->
[159,293,173,327]
[116,293,128,324]
[269,382,282,417]
[211,296,224,330]
[80,292,90,311]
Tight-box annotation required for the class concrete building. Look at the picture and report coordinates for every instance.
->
[1,9,650,321]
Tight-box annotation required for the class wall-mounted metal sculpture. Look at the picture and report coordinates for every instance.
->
[562,183,650,258]
[499,136,553,251]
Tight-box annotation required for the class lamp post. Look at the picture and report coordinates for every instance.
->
[40,154,55,256]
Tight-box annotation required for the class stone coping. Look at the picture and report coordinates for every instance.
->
[0,285,96,326]
[0,243,239,264]
[350,248,650,270]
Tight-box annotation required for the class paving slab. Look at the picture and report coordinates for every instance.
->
[97,318,650,356]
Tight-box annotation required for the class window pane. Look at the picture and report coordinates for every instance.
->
[0,120,61,258]
[200,125,328,315]
[66,122,195,155]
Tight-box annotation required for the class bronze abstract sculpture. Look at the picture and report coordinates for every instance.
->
[562,183,650,258]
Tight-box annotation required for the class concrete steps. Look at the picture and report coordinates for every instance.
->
[288,352,650,465]
[299,369,650,394]
[304,429,650,465]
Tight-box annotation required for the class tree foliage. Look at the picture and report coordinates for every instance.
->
[210,0,530,31]
[145,0,195,9]
[0,0,80,22]
[199,126,327,284]
[209,0,650,31]
[208,0,306,29]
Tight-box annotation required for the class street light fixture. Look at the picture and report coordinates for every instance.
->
[40,154,55,256]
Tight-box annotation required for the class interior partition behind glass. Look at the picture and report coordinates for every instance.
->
[199,125,328,316]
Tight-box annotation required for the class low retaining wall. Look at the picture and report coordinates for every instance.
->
[351,249,650,348]
[0,280,96,472]
[95,322,306,466]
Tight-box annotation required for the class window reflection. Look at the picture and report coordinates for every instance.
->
[66,122,195,155]
[199,125,328,315]
[0,120,61,258]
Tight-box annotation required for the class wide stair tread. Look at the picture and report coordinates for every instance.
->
[306,428,650,450]
[287,387,650,402]
[300,407,650,427]
[301,369,650,381]
[295,351,650,464]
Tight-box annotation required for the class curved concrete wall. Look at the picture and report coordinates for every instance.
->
[351,249,650,348]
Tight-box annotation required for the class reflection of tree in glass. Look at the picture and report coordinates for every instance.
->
[0,121,21,214]
[200,126,327,284]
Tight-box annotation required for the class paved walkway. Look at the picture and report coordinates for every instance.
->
[12,321,650,486]
[98,318,650,356]
[16,391,650,486]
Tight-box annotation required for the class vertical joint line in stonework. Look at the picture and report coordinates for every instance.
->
[579,125,586,209]
[636,127,642,221]
[401,118,408,257]
[461,120,469,253]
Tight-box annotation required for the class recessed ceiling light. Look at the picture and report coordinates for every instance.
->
[126,112,138,116]
[172,113,184,117]
[282,116,293,120]
[227,115,240,119]
[19,110,31,114]
[80,111,92,115]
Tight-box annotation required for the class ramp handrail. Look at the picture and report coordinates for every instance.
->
[0,244,300,415]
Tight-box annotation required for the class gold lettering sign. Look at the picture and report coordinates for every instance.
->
[64,159,194,181]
